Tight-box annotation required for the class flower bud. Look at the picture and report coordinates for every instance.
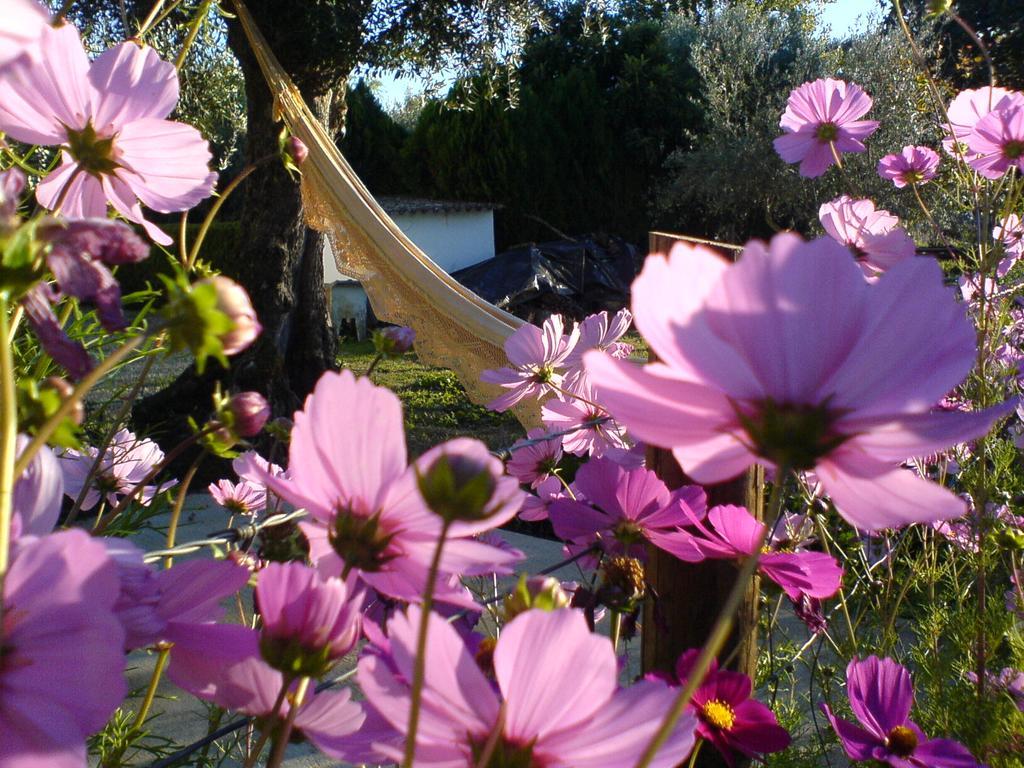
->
[373,325,415,357]
[417,451,498,523]
[229,391,270,437]
[199,275,261,355]
[287,136,309,166]
[503,574,571,621]
[0,168,26,234]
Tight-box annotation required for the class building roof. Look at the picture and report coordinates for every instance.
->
[377,196,498,215]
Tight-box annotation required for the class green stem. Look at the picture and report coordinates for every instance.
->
[15,334,146,477]
[609,611,622,653]
[132,645,171,732]
[163,450,206,569]
[403,518,453,768]
[0,294,19,611]
[266,676,310,768]
[633,466,789,768]
[174,0,211,69]
[187,158,272,271]
[365,352,384,379]
[686,739,704,768]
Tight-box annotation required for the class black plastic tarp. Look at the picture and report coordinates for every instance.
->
[453,234,641,322]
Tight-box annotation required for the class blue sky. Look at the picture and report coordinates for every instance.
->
[372,0,887,108]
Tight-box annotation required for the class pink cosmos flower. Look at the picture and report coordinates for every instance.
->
[261,370,522,606]
[668,649,790,767]
[819,196,916,277]
[255,561,362,670]
[995,214,1024,276]
[104,541,250,651]
[1,530,126,768]
[481,315,579,411]
[11,433,62,540]
[518,474,567,522]
[548,457,708,563]
[944,86,1017,156]
[585,234,1013,531]
[0,23,216,244]
[542,373,629,457]
[209,477,266,517]
[823,656,981,767]
[0,0,48,70]
[506,427,563,488]
[966,93,1024,179]
[773,78,880,178]
[675,504,843,601]
[358,606,698,767]
[877,145,941,188]
[59,428,176,510]
[564,308,634,375]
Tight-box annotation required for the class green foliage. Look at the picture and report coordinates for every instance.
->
[340,80,412,194]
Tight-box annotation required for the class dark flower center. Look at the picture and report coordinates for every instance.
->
[65,122,119,176]
[885,725,919,757]
[702,699,736,731]
[1005,140,1024,160]
[736,398,849,471]
[612,519,645,546]
[901,169,924,183]
[816,122,839,141]
[329,509,396,574]
[259,634,334,679]
[471,734,543,768]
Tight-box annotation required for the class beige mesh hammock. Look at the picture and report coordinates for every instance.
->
[232,0,530,418]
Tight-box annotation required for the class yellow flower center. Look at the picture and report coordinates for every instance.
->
[885,725,918,757]
[702,699,736,731]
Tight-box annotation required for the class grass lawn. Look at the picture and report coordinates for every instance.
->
[337,339,523,456]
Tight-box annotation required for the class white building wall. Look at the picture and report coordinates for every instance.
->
[322,209,495,283]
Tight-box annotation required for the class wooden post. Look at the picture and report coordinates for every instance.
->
[640,232,764,766]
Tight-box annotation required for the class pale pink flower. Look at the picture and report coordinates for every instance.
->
[261,370,522,606]
[819,196,916,277]
[944,86,1018,157]
[198,276,261,355]
[565,308,634,376]
[518,474,567,522]
[481,315,579,411]
[0,23,216,244]
[11,433,62,540]
[0,0,48,69]
[877,145,941,188]
[995,214,1024,276]
[966,93,1024,179]
[209,478,266,517]
[1,530,126,767]
[506,427,563,488]
[358,606,698,767]
[59,428,176,510]
[233,450,284,485]
[542,373,629,457]
[773,78,879,178]
[585,234,1013,531]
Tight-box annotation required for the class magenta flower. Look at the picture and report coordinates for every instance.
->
[255,562,362,674]
[261,370,522,606]
[358,606,698,767]
[966,93,1024,179]
[506,427,563,488]
[0,23,216,244]
[542,374,629,457]
[669,649,790,766]
[60,428,175,510]
[944,86,1018,156]
[11,433,62,540]
[678,504,843,600]
[819,196,916,277]
[549,457,708,563]
[518,474,567,522]
[773,78,880,178]
[585,234,1012,531]
[209,477,266,517]
[481,314,579,411]
[877,145,941,188]
[375,324,416,355]
[823,656,981,767]
[995,214,1024,270]
[1,530,126,767]
[0,0,48,70]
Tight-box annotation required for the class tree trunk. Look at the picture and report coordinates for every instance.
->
[132,23,340,467]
